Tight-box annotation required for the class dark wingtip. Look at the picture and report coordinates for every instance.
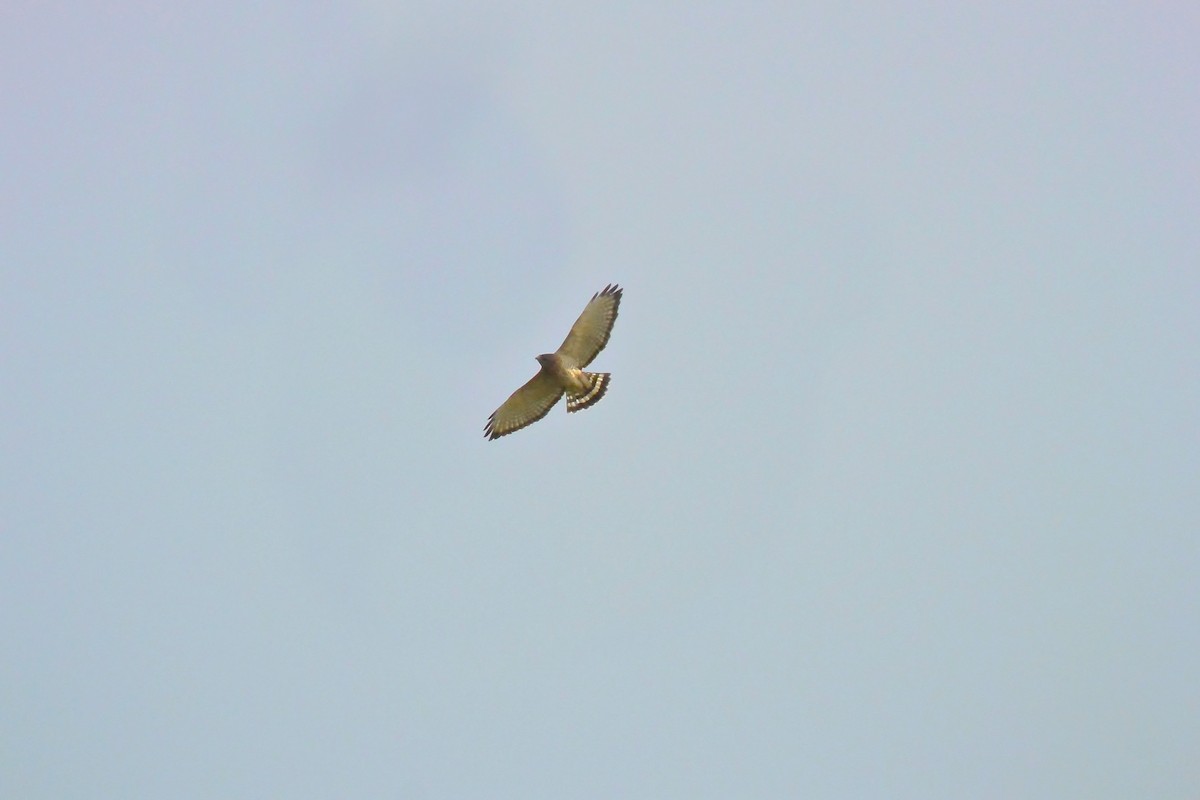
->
[595,284,624,303]
[593,283,622,300]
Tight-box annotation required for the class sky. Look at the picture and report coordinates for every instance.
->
[3,3,1198,798]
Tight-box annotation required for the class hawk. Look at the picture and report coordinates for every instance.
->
[485,284,623,440]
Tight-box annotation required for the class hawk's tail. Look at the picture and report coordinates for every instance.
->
[566,372,610,413]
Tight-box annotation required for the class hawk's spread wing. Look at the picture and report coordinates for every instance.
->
[485,370,564,440]
[555,284,622,368]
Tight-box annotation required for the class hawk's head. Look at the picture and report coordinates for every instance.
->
[535,353,557,369]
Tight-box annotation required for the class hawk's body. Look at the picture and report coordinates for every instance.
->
[485,284,622,440]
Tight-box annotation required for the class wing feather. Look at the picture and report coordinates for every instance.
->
[484,370,563,440]
[555,284,622,368]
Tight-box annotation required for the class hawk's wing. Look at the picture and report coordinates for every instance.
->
[485,370,564,440]
[555,284,622,368]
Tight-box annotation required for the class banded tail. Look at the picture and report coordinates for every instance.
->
[566,372,610,413]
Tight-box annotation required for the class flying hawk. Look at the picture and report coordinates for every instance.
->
[485,284,623,440]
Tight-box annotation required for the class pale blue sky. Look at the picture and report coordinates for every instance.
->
[3,4,1198,798]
